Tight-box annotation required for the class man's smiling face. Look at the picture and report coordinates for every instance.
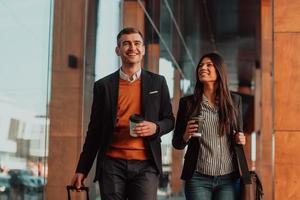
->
[115,33,145,66]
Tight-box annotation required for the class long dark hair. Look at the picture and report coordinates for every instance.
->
[189,52,238,136]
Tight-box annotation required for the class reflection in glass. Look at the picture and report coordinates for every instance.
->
[0,0,53,199]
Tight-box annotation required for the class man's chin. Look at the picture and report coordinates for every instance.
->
[124,59,142,65]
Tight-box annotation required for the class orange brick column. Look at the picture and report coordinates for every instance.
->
[257,1,274,199]
[274,0,300,199]
[47,0,89,199]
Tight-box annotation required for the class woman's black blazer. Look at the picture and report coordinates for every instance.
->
[172,92,251,183]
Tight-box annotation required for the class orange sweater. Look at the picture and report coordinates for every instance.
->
[106,78,148,160]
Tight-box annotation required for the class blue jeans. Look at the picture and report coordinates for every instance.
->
[185,172,240,200]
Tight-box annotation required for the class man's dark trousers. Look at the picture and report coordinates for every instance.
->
[99,156,159,200]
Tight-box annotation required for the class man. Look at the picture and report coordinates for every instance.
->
[71,27,174,200]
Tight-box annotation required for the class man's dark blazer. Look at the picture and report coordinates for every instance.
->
[172,92,251,183]
[76,69,175,180]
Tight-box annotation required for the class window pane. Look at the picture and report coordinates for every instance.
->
[0,1,53,199]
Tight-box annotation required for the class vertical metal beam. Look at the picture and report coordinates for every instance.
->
[144,0,160,73]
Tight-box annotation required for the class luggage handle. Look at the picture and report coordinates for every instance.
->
[66,185,89,200]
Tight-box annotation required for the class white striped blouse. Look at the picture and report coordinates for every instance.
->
[195,95,236,176]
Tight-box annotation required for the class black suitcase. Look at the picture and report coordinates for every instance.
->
[66,185,89,200]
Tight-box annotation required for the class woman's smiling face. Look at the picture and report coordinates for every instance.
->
[198,57,218,83]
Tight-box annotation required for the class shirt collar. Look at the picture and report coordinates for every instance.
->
[202,94,209,103]
[119,67,141,83]
[202,94,219,103]
[202,94,219,111]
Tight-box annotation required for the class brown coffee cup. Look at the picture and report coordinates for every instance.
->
[129,114,144,137]
[190,115,205,137]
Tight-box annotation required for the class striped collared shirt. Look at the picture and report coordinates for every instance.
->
[119,67,141,83]
[195,95,235,176]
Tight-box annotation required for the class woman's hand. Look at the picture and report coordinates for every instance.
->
[235,132,246,145]
[183,120,198,143]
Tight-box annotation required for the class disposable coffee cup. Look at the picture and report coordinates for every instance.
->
[190,115,205,137]
[129,114,144,137]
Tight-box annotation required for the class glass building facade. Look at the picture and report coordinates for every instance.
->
[0,0,53,199]
[1,0,276,200]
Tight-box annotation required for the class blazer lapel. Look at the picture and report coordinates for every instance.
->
[109,70,119,126]
[141,70,152,118]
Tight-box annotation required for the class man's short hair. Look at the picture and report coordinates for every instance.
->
[117,27,144,46]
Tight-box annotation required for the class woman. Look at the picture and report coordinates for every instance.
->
[172,52,250,200]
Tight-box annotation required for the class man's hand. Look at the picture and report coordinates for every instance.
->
[71,173,85,191]
[133,121,157,137]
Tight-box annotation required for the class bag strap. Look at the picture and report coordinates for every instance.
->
[234,143,252,184]
[233,93,252,184]
[251,171,264,199]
